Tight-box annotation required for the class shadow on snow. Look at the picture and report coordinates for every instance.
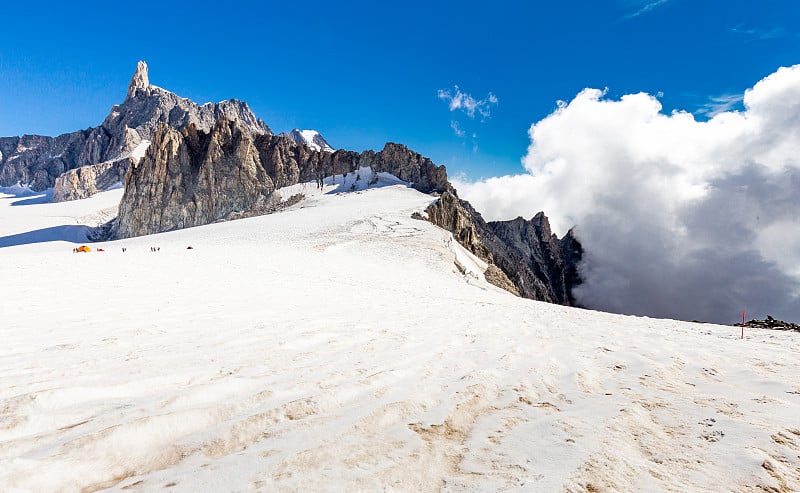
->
[0,225,90,249]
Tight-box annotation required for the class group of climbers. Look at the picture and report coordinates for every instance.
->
[72,245,193,253]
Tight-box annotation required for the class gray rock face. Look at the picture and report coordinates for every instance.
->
[0,61,271,195]
[424,190,492,262]
[52,158,130,202]
[487,214,582,305]
[423,189,582,305]
[115,118,275,239]
[249,138,449,194]
[115,121,449,239]
[360,144,449,194]
[0,131,93,191]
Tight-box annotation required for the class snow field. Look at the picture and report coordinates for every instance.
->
[0,184,799,492]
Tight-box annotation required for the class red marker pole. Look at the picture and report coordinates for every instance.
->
[741,310,746,339]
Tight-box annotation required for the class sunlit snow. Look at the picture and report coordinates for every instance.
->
[0,182,798,491]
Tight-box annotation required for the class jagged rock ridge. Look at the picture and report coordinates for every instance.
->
[424,190,582,305]
[0,61,270,196]
[115,117,449,239]
[52,158,130,202]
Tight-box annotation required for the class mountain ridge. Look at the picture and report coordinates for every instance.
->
[0,61,269,195]
[4,60,583,306]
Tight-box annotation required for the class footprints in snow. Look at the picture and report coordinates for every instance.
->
[698,417,725,443]
[348,216,424,239]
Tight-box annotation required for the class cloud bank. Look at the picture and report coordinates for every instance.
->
[455,65,800,323]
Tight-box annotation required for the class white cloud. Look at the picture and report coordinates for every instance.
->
[622,0,670,20]
[438,85,498,119]
[454,64,800,323]
[450,120,466,138]
[697,93,744,117]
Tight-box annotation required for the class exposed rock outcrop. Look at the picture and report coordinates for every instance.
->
[52,158,130,202]
[115,118,276,239]
[360,143,449,195]
[0,61,270,196]
[488,214,582,305]
[738,316,800,333]
[423,190,582,305]
[483,264,521,297]
[424,190,491,261]
[115,120,449,239]
[0,131,95,191]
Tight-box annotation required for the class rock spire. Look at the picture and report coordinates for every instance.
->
[126,60,150,100]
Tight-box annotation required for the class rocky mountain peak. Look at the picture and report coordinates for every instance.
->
[530,211,554,240]
[127,60,150,100]
[1,61,271,194]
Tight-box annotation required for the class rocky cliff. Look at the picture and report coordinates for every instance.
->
[115,118,275,239]
[0,61,270,195]
[0,131,95,192]
[115,118,449,239]
[487,214,582,305]
[424,190,582,305]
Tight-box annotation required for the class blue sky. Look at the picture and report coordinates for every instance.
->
[1,0,798,180]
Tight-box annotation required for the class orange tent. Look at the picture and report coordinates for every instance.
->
[76,245,91,253]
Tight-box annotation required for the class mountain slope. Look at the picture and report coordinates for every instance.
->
[115,115,579,304]
[1,185,798,492]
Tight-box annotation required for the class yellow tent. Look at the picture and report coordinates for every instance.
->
[77,245,91,253]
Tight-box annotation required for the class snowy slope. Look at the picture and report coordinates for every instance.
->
[0,184,799,492]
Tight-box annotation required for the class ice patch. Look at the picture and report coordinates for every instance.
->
[130,140,151,162]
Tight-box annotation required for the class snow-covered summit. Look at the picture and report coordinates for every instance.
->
[286,129,334,152]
